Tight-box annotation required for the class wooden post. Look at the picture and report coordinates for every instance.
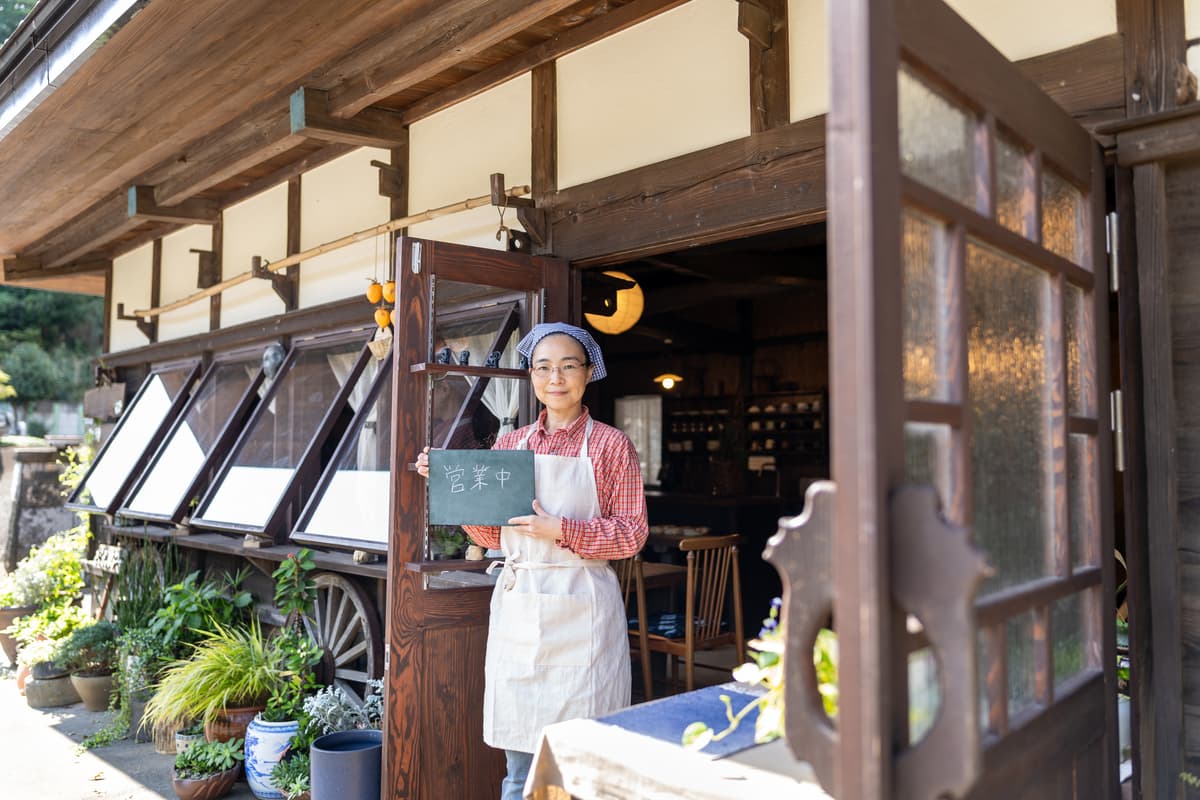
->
[1117,0,1188,116]
[531,62,557,255]
[746,0,789,133]
[287,177,301,311]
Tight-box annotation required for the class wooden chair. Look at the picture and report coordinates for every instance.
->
[614,554,654,702]
[641,534,744,694]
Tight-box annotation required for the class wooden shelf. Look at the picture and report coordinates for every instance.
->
[409,363,527,379]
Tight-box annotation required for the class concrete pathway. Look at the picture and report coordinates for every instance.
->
[0,665,254,800]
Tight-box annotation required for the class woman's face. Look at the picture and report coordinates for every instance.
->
[530,334,593,414]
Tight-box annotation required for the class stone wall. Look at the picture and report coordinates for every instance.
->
[2,448,76,572]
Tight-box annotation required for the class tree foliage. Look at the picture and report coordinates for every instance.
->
[0,2,33,46]
[0,286,102,406]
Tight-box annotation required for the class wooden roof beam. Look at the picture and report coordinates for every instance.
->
[290,87,407,148]
[1,255,109,296]
[128,186,219,224]
[326,0,581,119]
[399,0,689,125]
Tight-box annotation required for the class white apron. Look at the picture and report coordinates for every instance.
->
[482,418,631,753]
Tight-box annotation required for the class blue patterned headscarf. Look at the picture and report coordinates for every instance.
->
[517,322,607,383]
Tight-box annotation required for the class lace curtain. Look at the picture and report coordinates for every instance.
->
[614,395,662,486]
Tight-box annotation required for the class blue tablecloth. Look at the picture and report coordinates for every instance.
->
[596,682,767,759]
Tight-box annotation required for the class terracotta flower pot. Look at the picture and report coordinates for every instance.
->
[71,671,115,712]
[172,764,239,800]
[0,605,35,666]
[206,705,265,743]
[15,662,31,694]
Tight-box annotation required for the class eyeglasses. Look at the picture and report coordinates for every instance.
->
[530,362,588,379]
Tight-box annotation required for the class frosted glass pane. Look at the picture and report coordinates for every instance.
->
[1069,434,1098,569]
[967,241,1052,594]
[1053,593,1085,690]
[905,422,953,517]
[995,134,1031,238]
[1007,612,1036,720]
[903,210,951,401]
[899,68,975,207]
[909,645,941,743]
[127,360,257,516]
[1065,284,1095,417]
[1041,168,1085,265]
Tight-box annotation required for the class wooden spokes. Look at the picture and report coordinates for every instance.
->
[304,572,383,706]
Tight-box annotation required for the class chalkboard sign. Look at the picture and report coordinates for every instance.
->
[428,449,536,526]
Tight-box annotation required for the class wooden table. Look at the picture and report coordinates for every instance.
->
[640,560,686,590]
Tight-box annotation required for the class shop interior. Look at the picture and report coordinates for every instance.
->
[580,223,831,683]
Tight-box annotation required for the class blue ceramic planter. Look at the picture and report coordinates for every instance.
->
[245,714,301,800]
[310,729,383,800]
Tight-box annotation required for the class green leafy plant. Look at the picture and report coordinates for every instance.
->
[149,569,252,656]
[262,626,322,723]
[173,737,245,780]
[114,544,169,630]
[430,525,467,558]
[2,525,88,613]
[58,620,119,675]
[11,604,89,662]
[16,636,64,668]
[270,752,311,800]
[302,680,384,737]
[143,620,286,731]
[273,549,317,625]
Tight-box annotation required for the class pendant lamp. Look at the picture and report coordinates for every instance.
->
[585,270,644,335]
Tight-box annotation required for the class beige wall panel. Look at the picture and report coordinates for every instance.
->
[946,0,1117,61]
[222,183,288,328]
[557,0,749,189]
[1187,1,1200,77]
[789,0,828,122]
[157,225,212,342]
[408,73,530,249]
[109,244,153,353]
[299,147,391,308]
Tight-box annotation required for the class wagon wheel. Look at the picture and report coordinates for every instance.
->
[304,572,383,706]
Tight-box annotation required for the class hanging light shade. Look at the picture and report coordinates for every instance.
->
[585,271,644,335]
[653,373,683,390]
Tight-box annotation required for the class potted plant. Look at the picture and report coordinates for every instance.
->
[142,620,283,746]
[306,681,385,800]
[0,569,40,666]
[269,752,311,800]
[175,719,206,755]
[16,636,82,708]
[172,736,245,800]
[245,550,322,800]
[59,620,119,711]
[119,626,171,743]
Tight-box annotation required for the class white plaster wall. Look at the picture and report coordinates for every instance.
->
[946,0,1117,61]
[557,0,749,189]
[789,0,828,122]
[109,244,153,353]
[300,147,392,308]
[157,225,212,341]
[408,73,531,249]
[221,183,288,328]
[1187,0,1200,78]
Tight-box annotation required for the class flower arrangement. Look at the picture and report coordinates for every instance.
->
[682,598,838,751]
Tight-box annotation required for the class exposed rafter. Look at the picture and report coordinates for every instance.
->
[290,87,408,149]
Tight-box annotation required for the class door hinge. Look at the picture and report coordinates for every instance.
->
[384,646,390,673]
[1110,389,1125,472]
[1106,212,1119,293]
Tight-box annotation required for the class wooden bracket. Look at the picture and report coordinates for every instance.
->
[737,0,773,49]
[490,172,546,247]
[762,481,836,792]
[251,256,298,310]
[115,302,157,342]
[514,206,547,248]
[192,248,220,289]
[891,484,990,800]
[370,159,406,199]
[489,172,535,208]
[290,86,408,148]
[127,186,219,224]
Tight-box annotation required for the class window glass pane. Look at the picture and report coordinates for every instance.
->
[75,366,194,509]
[904,422,954,518]
[298,366,392,548]
[909,643,941,744]
[995,134,1031,238]
[1053,592,1086,691]
[125,359,258,517]
[1065,283,1095,417]
[1007,611,1037,721]
[197,338,366,529]
[903,209,951,401]
[967,240,1052,594]
[1041,168,1085,265]
[616,395,663,487]
[899,68,976,207]
[1070,433,1099,570]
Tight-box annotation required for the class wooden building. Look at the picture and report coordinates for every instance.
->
[2,0,1199,797]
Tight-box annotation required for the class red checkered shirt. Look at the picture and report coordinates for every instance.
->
[463,407,648,560]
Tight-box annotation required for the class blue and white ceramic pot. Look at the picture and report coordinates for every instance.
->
[244,714,300,800]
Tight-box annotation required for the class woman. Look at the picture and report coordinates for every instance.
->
[417,322,648,800]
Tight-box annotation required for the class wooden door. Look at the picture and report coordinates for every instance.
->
[822,1,1115,798]
[385,236,568,800]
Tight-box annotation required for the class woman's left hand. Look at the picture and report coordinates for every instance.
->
[507,500,563,541]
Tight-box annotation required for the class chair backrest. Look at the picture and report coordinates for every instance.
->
[680,534,741,644]
[613,555,639,610]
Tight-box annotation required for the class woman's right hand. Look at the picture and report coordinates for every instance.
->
[415,446,431,479]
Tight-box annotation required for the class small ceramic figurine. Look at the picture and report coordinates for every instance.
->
[485,350,502,368]
[436,346,453,364]
[459,349,471,366]
[519,354,530,370]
